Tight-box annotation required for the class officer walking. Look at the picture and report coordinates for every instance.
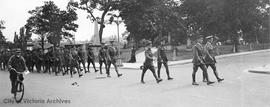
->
[141,41,162,84]
[192,36,215,85]
[203,36,224,82]
[157,40,173,80]
[107,40,123,77]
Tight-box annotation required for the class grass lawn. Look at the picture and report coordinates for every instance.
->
[120,43,270,62]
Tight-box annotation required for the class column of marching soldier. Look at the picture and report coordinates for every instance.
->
[0,36,224,85]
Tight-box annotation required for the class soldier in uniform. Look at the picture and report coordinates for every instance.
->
[0,51,3,70]
[141,41,162,84]
[203,36,224,82]
[3,49,12,71]
[24,50,34,72]
[0,50,6,70]
[192,36,215,85]
[52,47,61,75]
[107,41,123,77]
[44,48,53,73]
[98,42,109,74]
[33,49,43,73]
[78,47,87,73]
[63,48,70,75]
[58,47,65,75]
[70,47,83,77]
[157,40,173,80]
[87,45,98,73]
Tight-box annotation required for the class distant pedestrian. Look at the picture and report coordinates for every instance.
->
[128,46,136,63]
[203,36,224,82]
[157,40,173,80]
[191,36,214,85]
[141,41,162,84]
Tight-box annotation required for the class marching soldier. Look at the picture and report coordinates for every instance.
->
[24,50,34,72]
[203,36,224,82]
[87,45,98,73]
[33,49,43,73]
[70,47,83,77]
[44,48,53,73]
[0,51,3,70]
[107,41,123,77]
[3,49,12,71]
[98,42,109,74]
[58,47,66,75]
[191,35,215,85]
[78,47,87,73]
[52,47,61,75]
[157,40,173,80]
[141,41,162,84]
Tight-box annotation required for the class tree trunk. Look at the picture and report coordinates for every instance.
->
[98,6,110,43]
[99,24,104,43]
[41,34,45,53]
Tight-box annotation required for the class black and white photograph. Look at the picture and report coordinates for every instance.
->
[0,0,269,107]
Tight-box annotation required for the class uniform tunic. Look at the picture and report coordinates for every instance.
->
[192,43,205,65]
[144,48,154,67]
[157,46,168,62]
[108,46,118,63]
[204,42,217,64]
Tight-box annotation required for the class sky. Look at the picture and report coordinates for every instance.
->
[0,0,126,42]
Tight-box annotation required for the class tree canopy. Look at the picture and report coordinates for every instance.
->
[26,1,78,47]
[111,0,269,47]
[180,0,269,42]
[117,0,186,44]
[0,20,7,48]
[0,20,6,40]
[68,0,121,43]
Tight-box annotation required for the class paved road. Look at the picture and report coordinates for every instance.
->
[0,51,270,107]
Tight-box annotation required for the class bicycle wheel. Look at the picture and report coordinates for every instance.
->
[14,81,24,103]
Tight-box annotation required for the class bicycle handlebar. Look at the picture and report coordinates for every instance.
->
[10,68,30,75]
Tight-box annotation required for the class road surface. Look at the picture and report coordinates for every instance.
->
[0,51,270,107]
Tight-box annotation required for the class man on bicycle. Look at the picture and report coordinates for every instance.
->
[8,48,28,94]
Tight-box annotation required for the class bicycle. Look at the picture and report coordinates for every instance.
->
[10,68,30,103]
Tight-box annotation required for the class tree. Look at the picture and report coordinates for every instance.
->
[0,20,7,48]
[180,0,269,52]
[13,32,19,48]
[117,0,186,45]
[26,1,78,49]
[68,0,122,43]
[14,26,32,51]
